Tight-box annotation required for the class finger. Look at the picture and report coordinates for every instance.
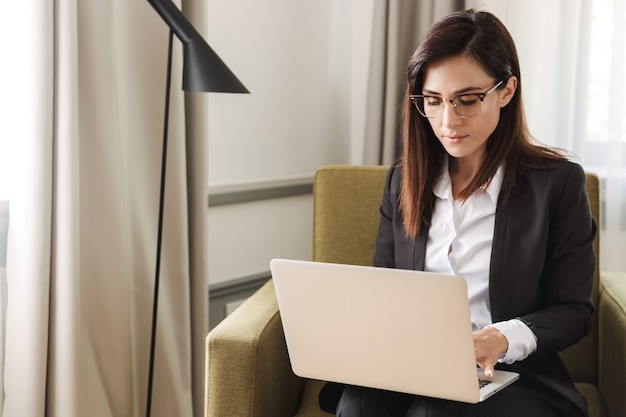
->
[477,357,496,378]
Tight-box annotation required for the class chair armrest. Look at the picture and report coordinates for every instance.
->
[598,271,626,417]
[206,279,305,417]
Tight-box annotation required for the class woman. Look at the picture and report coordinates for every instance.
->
[333,9,596,417]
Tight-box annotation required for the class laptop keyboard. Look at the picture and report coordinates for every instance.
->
[478,379,492,389]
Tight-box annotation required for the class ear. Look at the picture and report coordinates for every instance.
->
[499,76,518,108]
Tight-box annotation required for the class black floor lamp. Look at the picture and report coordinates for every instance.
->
[146,1,248,416]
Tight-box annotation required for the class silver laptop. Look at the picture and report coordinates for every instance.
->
[270,258,519,404]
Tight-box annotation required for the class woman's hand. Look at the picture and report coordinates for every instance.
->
[473,326,509,378]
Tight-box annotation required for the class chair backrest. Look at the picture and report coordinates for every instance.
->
[313,165,389,266]
[312,165,601,383]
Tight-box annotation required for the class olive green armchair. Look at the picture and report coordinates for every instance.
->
[206,165,626,417]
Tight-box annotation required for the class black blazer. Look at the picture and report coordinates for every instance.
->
[319,160,597,416]
[373,159,597,415]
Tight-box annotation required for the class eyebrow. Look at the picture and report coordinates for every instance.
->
[422,86,483,96]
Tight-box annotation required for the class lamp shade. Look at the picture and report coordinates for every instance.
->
[148,0,249,93]
[182,36,249,93]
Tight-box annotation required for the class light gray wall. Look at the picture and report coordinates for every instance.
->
[207,0,375,286]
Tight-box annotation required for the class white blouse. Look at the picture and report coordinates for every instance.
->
[425,159,536,364]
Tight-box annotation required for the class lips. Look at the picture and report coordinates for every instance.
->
[444,134,468,144]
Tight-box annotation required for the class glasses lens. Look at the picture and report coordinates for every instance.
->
[413,94,484,118]
[453,95,482,117]
[414,96,442,118]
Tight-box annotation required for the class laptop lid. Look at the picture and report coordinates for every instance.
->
[270,258,518,404]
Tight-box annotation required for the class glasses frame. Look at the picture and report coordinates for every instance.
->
[409,80,505,119]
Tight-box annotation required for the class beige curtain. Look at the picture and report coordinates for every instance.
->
[0,201,7,417]
[363,0,465,165]
[181,2,210,414]
[0,1,207,416]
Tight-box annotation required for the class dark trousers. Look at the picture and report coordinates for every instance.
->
[336,384,564,417]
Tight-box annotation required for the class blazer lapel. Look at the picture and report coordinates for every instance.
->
[489,184,514,322]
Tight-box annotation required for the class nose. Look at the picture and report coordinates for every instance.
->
[441,99,461,128]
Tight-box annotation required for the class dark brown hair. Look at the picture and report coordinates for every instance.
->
[400,9,565,238]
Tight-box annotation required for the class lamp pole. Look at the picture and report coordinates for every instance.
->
[145,27,174,417]
[146,1,248,416]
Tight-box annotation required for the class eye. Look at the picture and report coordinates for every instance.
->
[457,94,481,106]
[425,97,442,107]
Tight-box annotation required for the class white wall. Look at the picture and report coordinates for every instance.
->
[207,0,375,285]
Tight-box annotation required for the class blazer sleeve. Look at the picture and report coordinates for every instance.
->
[511,162,597,355]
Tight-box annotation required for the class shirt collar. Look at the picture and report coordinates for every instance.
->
[432,156,505,204]
[485,163,505,204]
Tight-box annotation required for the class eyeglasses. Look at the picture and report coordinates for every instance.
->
[409,80,504,118]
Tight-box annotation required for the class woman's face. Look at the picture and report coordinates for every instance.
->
[421,55,516,168]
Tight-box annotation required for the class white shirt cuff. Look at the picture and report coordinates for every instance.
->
[488,319,538,364]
